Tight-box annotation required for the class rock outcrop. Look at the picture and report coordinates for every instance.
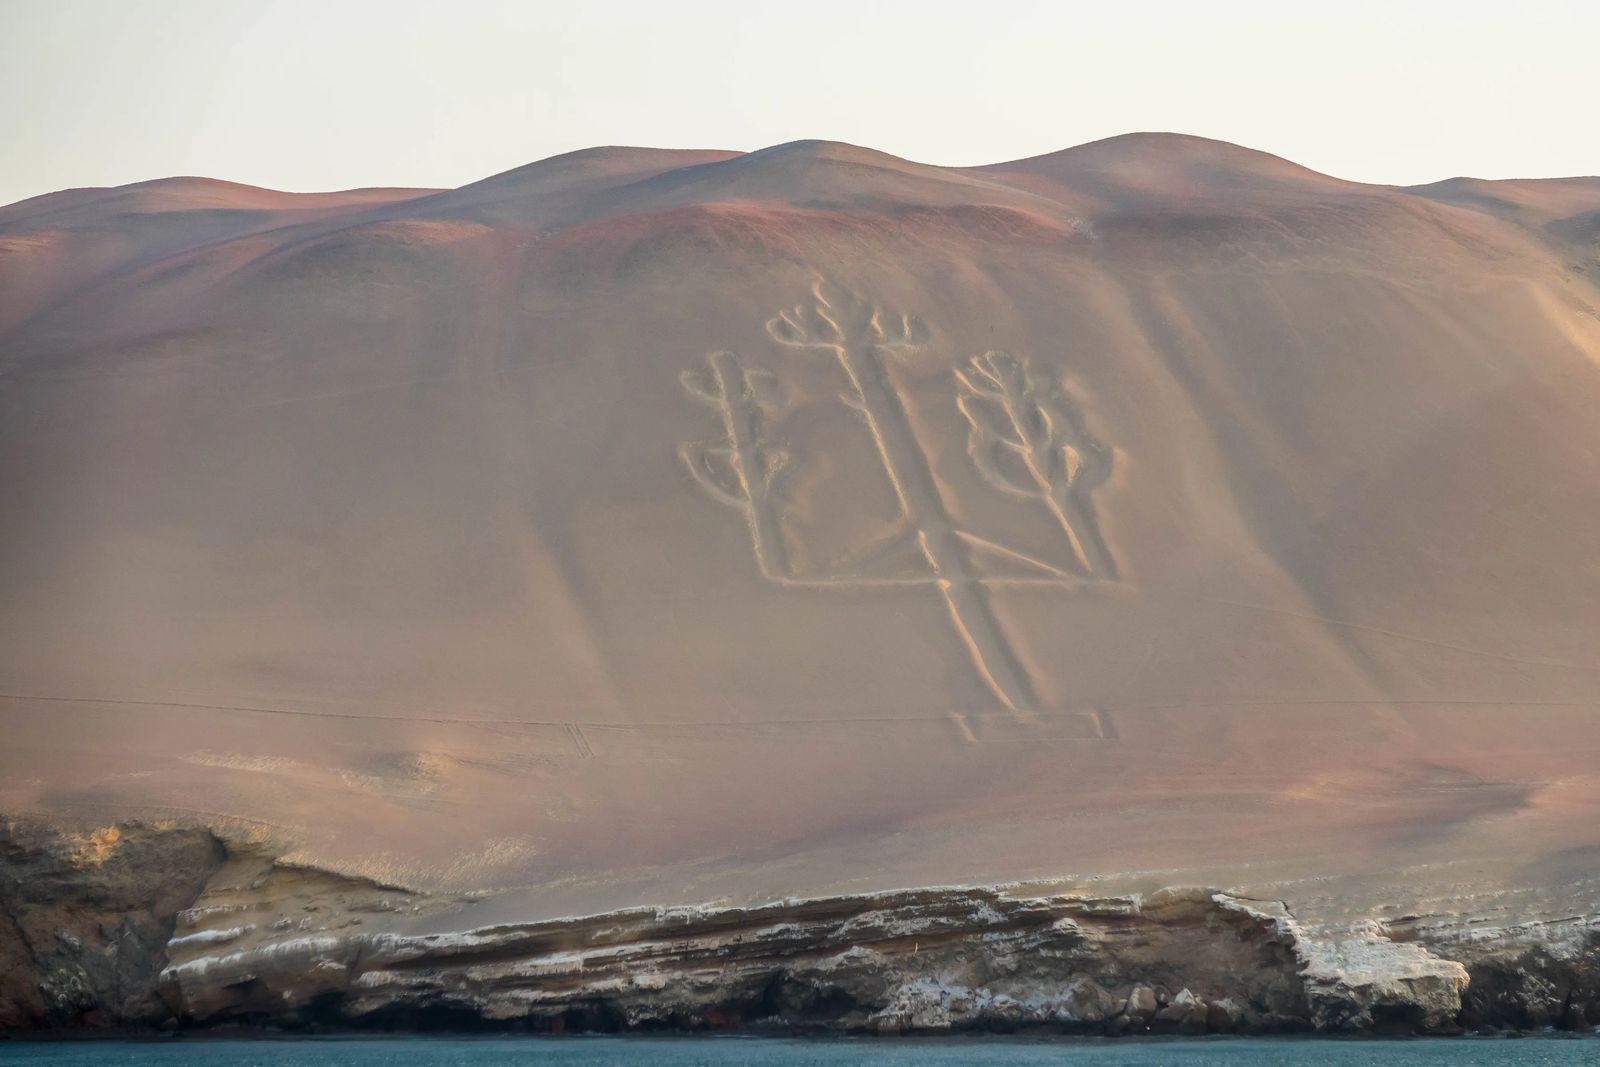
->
[1,820,1594,1037]
[140,878,1520,1036]
[1402,913,1600,1032]
[0,817,225,1029]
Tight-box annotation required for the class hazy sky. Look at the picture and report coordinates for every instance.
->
[3,0,1597,206]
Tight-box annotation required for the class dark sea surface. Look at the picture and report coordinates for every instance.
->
[3,1037,1598,1067]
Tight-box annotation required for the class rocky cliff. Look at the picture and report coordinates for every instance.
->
[0,818,224,1029]
[2,820,1595,1037]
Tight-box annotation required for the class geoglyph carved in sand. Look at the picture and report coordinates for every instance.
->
[681,281,1117,714]
[955,349,1117,581]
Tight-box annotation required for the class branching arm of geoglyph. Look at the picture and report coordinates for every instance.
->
[766,280,926,353]
[680,350,790,580]
[955,350,1117,580]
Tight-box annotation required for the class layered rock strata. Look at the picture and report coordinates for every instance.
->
[2,820,1595,1036]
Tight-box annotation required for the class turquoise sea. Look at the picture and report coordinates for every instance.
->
[3,1037,1597,1067]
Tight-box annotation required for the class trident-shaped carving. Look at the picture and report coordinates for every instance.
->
[680,280,1119,716]
[764,282,1036,711]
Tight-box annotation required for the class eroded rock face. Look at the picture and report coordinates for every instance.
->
[1296,922,1469,1033]
[150,867,1473,1036]
[1416,915,1600,1032]
[2,821,1595,1037]
[156,880,1314,1033]
[0,818,224,1029]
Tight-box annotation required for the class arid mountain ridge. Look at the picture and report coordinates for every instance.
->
[6,133,1597,305]
[2,133,1600,1034]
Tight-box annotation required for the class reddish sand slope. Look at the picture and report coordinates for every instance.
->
[3,135,1599,917]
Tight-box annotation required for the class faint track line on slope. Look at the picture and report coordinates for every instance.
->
[4,692,1598,737]
[1197,596,1600,674]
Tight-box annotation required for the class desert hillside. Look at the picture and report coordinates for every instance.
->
[3,133,1600,921]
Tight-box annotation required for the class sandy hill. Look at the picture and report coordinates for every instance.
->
[2,134,1599,923]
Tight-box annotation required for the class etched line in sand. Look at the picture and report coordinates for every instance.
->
[1093,707,1119,740]
[564,723,595,760]
[1196,596,1600,675]
[946,711,980,744]
[767,281,1037,713]
[956,350,1117,579]
[680,282,1129,716]
[680,351,790,581]
[14,692,1600,732]
[947,708,1113,744]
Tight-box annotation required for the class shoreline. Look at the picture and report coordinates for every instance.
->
[5,1029,1600,1044]
[5,821,1599,1040]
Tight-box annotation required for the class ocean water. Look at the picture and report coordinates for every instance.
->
[3,1037,1596,1067]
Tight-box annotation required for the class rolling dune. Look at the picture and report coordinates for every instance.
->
[3,133,1600,929]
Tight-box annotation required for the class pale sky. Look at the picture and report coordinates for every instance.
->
[2,0,1597,207]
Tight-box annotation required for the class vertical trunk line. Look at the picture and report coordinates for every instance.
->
[710,351,790,581]
[837,342,1037,714]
